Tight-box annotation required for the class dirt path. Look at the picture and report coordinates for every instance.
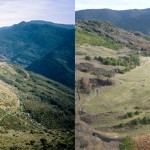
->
[76,57,150,149]
[76,89,123,150]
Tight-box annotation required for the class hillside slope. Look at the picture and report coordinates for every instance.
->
[0,61,74,149]
[76,20,150,55]
[0,21,74,87]
[75,20,150,150]
[76,8,150,35]
[0,61,74,130]
[27,29,75,88]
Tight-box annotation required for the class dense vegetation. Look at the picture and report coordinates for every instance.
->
[118,116,150,128]
[76,29,123,50]
[27,29,75,88]
[0,62,74,130]
[119,137,133,150]
[94,55,140,67]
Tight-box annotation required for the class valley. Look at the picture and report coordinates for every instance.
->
[0,20,75,149]
[75,20,150,150]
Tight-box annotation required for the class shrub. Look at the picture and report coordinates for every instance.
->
[107,73,113,78]
[135,111,140,115]
[119,136,133,150]
[125,112,134,118]
[40,138,47,143]
[118,123,124,128]
[135,106,140,110]
[95,55,140,68]
[30,140,35,145]
[142,116,149,124]
[85,56,91,61]
[133,118,140,126]
[94,56,98,60]
[128,112,134,118]
[82,68,89,72]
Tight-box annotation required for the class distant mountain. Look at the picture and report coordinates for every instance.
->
[29,20,75,29]
[0,21,74,87]
[76,8,150,35]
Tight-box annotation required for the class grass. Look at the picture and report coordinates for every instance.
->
[76,29,123,50]
[83,57,150,135]
[119,136,133,150]
[0,129,74,150]
[75,21,150,149]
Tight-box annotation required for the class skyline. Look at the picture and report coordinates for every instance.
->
[76,0,150,11]
[0,0,75,27]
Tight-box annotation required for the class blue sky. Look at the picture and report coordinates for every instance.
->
[0,0,74,27]
[76,0,150,11]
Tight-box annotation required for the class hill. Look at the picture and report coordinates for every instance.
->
[76,20,150,55]
[27,29,75,88]
[0,61,74,149]
[0,21,74,87]
[0,61,74,129]
[75,20,150,149]
[76,8,150,35]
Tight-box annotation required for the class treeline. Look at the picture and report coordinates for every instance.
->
[118,116,150,128]
[84,55,140,75]
[94,55,140,67]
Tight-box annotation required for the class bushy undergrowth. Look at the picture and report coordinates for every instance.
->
[76,29,123,50]
[94,55,140,67]
[119,136,133,150]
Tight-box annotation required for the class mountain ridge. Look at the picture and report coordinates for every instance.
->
[76,8,150,35]
[0,20,74,87]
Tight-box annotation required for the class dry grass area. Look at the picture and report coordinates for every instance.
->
[75,21,150,149]
[0,127,73,150]
[132,134,150,150]
[0,81,19,111]
[75,45,128,81]
[75,122,120,150]
[0,128,51,149]
[76,44,150,149]
[84,57,150,135]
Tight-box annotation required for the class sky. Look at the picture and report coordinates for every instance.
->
[0,0,75,27]
[76,0,150,11]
